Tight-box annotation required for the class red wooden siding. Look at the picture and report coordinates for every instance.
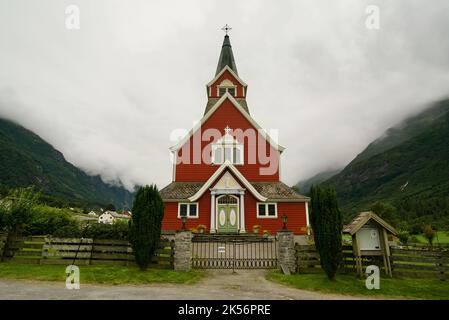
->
[243,191,308,235]
[162,194,211,232]
[161,193,308,235]
[175,98,280,182]
[208,69,245,99]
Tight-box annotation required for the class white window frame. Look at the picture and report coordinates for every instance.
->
[217,85,237,97]
[211,143,244,165]
[256,203,278,218]
[178,202,199,219]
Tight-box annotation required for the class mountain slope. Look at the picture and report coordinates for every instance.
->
[0,118,133,208]
[352,99,449,163]
[295,99,448,197]
[295,168,341,195]
[324,98,449,228]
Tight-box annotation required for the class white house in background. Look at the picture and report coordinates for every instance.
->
[98,210,130,224]
[88,211,98,216]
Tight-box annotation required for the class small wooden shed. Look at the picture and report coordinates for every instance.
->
[343,211,397,277]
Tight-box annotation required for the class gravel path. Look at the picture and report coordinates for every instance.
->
[0,269,367,300]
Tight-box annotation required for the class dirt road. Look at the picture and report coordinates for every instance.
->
[0,269,365,300]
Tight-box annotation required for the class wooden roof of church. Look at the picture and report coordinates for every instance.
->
[160,181,309,202]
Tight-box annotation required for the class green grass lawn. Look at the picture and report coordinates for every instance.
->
[412,231,449,245]
[267,270,449,300]
[0,262,203,285]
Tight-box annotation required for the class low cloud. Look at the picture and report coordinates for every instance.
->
[1,0,448,189]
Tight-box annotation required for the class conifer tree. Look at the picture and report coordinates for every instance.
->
[310,185,343,280]
[129,185,164,270]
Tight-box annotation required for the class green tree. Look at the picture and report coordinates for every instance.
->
[422,224,436,246]
[397,230,410,245]
[310,185,343,280]
[129,185,164,270]
[369,202,399,227]
[0,187,40,234]
[26,205,78,236]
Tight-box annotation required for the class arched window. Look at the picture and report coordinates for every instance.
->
[211,126,244,165]
[217,195,238,205]
[218,79,237,97]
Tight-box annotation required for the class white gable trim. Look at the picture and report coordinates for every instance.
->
[169,92,286,152]
[212,171,243,190]
[188,162,267,202]
[207,65,247,87]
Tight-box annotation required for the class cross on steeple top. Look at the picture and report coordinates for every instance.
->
[224,126,232,135]
[221,24,232,35]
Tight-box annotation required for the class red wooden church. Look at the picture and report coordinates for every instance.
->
[160,31,310,235]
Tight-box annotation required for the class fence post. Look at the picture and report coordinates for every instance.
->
[277,230,296,274]
[0,232,7,262]
[174,230,192,272]
[170,239,175,269]
[438,254,446,281]
[41,236,50,263]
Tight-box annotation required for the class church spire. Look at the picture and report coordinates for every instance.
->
[215,25,238,76]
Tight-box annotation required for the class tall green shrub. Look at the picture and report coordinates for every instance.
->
[1,187,40,234]
[129,185,164,270]
[83,220,129,240]
[27,205,77,235]
[310,185,343,280]
[397,230,410,245]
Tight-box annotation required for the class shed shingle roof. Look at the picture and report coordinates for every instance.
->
[160,181,309,202]
[343,211,397,236]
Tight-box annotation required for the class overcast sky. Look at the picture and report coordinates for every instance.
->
[1,0,449,190]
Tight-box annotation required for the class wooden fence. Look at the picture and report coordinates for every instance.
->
[42,237,174,267]
[390,246,449,280]
[406,242,449,248]
[0,233,7,259]
[296,244,449,280]
[296,244,364,274]
[2,235,46,264]
[1,235,174,268]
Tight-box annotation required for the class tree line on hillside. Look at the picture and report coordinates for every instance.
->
[0,183,127,212]
[0,187,129,239]
[0,185,165,270]
[340,194,449,234]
